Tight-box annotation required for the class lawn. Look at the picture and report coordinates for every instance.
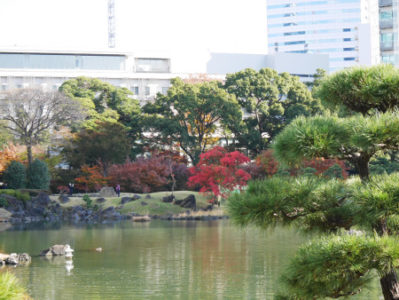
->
[51,191,212,216]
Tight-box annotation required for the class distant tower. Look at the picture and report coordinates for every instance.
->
[108,0,116,48]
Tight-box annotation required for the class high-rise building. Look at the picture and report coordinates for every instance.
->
[267,0,380,72]
[379,0,398,65]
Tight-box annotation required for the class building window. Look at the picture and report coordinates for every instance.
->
[381,33,394,49]
[145,86,150,96]
[344,57,356,61]
[130,86,139,95]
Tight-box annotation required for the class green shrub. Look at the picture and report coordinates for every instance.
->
[0,189,30,203]
[26,159,51,190]
[83,194,93,208]
[3,161,26,189]
[322,163,344,179]
[0,272,28,300]
[0,196,8,208]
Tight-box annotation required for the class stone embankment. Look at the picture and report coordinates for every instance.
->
[0,192,228,224]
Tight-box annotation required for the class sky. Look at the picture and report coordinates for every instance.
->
[0,0,267,73]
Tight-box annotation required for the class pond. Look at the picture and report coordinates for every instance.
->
[0,221,381,299]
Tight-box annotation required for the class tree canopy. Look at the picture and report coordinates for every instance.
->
[60,77,141,135]
[63,121,131,176]
[315,64,399,115]
[273,112,399,180]
[143,78,242,164]
[224,68,321,154]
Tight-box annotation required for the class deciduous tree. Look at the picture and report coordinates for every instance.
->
[1,89,82,167]
[188,146,251,204]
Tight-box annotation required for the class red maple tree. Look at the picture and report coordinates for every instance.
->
[188,146,251,203]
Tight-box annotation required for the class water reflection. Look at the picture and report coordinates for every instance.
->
[0,221,383,299]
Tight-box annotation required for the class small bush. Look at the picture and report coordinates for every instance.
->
[3,161,26,189]
[83,194,93,208]
[26,159,51,190]
[0,189,30,203]
[0,196,8,208]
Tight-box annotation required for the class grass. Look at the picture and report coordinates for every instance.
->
[52,191,213,216]
[0,272,30,300]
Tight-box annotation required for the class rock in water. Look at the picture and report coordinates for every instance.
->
[40,244,70,257]
[99,187,117,197]
[4,253,31,265]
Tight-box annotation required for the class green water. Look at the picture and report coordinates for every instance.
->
[0,221,381,299]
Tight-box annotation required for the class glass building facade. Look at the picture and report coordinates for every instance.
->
[379,0,399,65]
[267,0,380,72]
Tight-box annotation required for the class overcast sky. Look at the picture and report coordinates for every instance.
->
[0,0,267,72]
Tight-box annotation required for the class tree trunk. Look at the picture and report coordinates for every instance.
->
[380,268,399,300]
[354,155,370,182]
[27,144,33,168]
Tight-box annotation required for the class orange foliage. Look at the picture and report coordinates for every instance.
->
[74,165,110,192]
[255,150,279,177]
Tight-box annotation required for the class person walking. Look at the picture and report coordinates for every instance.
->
[115,184,121,197]
[68,182,74,196]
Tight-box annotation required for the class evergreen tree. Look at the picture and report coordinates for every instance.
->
[3,161,26,189]
[26,159,50,190]
[228,65,399,299]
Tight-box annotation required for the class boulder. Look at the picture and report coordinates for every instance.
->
[59,195,70,204]
[96,197,106,203]
[40,244,69,257]
[132,215,151,222]
[33,192,51,206]
[0,208,11,222]
[99,187,117,198]
[162,195,175,203]
[140,201,148,206]
[176,194,196,210]
[121,197,133,205]
[145,194,152,199]
[133,194,142,200]
[5,253,31,265]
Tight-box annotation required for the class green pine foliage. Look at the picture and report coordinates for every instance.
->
[3,161,26,189]
[0,272,28,300]
[227,176,355,232]
[322,164,344,179]
[351,173,399,235]
[26,159,51,190]
[276,235,399,299]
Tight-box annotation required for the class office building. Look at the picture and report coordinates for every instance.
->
[267,0,380,72]
[0,49,328,103]
[379,0,399,65]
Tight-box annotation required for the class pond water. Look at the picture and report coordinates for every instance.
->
[0,221,381,299]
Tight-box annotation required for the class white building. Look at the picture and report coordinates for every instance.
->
[0,49,328,103]
[267,0,380,72]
